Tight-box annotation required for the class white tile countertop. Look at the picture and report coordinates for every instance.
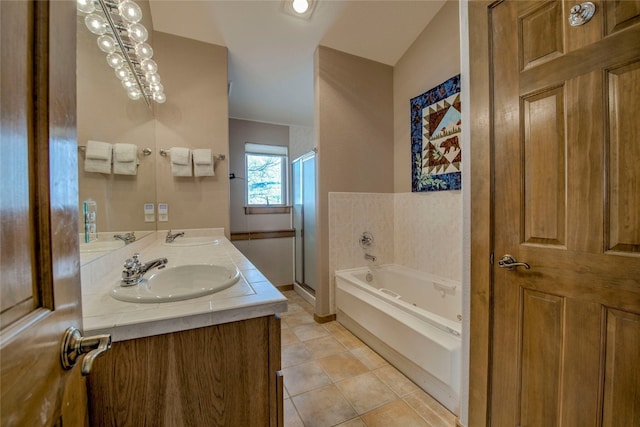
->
[81,229,288,342]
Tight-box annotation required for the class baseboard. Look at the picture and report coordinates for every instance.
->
[313,313,336,324]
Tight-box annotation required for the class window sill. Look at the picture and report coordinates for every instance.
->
[244,206,291,215]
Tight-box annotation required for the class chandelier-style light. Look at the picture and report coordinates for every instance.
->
[77,0,166,105]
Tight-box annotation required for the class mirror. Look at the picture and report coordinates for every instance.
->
[76,9,157,263]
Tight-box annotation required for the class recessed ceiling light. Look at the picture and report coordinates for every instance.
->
[281,0,317,20]
[292,0,309,14]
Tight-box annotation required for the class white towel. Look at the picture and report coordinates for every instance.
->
[113,143,138,175]
[170,147,192,176]
[193,149,214,177]
[84,140,112,174]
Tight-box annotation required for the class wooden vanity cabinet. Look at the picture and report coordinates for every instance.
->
[87,315,283,427]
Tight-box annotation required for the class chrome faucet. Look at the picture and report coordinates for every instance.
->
[114,232,136,244]
[121,253,168,286]
[165,230,185,243]
[364,253,377,262]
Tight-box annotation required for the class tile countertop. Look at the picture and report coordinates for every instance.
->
[81,230,288,342]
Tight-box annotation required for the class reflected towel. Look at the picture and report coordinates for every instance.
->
[113,143,138,175]
[170,147,192,176]
[84,140,112,174]
[193,149,214,177]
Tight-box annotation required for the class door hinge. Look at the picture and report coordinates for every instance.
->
[490,252,494,265]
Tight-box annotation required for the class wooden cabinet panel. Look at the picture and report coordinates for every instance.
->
[88,316,282,426]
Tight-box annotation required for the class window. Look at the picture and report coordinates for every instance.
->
[245,143,288,206]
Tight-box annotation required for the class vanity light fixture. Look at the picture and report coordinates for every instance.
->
[281,0,317,20]
[77,0,166,105]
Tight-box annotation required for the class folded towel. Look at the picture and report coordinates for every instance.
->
[113,143,138,175]
[193,149,215,177]
[84,140,112,174]
[170,147,192,176]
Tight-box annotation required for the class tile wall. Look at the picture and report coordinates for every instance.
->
[329,191,462,312]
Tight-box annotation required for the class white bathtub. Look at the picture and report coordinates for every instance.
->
[335,264,461,414]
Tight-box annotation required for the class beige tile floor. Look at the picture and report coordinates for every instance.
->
[280,290,457,427]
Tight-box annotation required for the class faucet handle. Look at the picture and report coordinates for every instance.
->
[124,253,141,269]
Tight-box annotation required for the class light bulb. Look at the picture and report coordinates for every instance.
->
[147,73,161,84]
[115,67,130,80]
[135,43,153,60]
[128,23,148,43]
[97,35,116,53]
[77,0,95,14]
[292,0,309,14]
[150,82,163,93]
[118,1,142,23]
[153,92,166,103]
[122,79,136,90]
[140,59,157,74]
[128,88,142,100]
[106,52,124,69]
[85,14,107,35]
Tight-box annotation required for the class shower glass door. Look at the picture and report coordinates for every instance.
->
[292,151,316,291]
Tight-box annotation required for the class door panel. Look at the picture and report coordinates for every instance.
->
[607,61,640,253]
[522,86,566,246]
[0,1,84,425]
[602,309,640,426]
[490,1,640,425]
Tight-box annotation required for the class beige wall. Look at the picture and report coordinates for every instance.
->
[393,0,460,192]
[315,46,394,316]
[77,0,156,233]
[228,118,293,285]
[228,119,290,232]
[154,32,230,235]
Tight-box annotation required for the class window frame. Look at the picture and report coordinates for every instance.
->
[244,143,289,207]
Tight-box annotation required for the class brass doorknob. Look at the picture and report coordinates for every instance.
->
[497,254,531,271]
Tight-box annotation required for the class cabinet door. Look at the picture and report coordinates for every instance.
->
[88,315,282,426]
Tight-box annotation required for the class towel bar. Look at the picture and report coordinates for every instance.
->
[159,148,226,161]
[78,146,152,156]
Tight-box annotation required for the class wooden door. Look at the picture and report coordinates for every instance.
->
[0,1,85,425]
[490,0,640,425]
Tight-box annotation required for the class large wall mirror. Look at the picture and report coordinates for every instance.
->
[77,9,157,263]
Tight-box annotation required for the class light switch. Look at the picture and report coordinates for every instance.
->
[158,203,168,222]
[144,203,155,222]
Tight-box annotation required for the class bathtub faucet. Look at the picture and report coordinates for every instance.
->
[364,253,377,262]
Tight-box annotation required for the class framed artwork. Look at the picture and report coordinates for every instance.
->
[410,74,461,192]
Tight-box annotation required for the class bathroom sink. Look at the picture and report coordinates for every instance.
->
[110,264,241,303]
[80,240,125,253]
[162,237,221,247]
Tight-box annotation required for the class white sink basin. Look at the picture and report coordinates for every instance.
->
[163,237,221,247]
[110,264,241,303]
[80,240,125,253]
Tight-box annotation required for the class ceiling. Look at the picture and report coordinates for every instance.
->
[149,0,447,127]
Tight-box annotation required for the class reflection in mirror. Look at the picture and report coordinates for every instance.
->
[76,0,157,265]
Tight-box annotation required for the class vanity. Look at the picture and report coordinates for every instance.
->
[80,229,287,426]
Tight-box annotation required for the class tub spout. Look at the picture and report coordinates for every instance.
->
[364,253,377,262]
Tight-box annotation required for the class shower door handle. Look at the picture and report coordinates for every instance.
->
[497,254,531,271]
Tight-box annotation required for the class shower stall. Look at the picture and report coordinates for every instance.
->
[291,151,316,293]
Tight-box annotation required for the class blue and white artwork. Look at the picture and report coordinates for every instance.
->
[410,75,461,192]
